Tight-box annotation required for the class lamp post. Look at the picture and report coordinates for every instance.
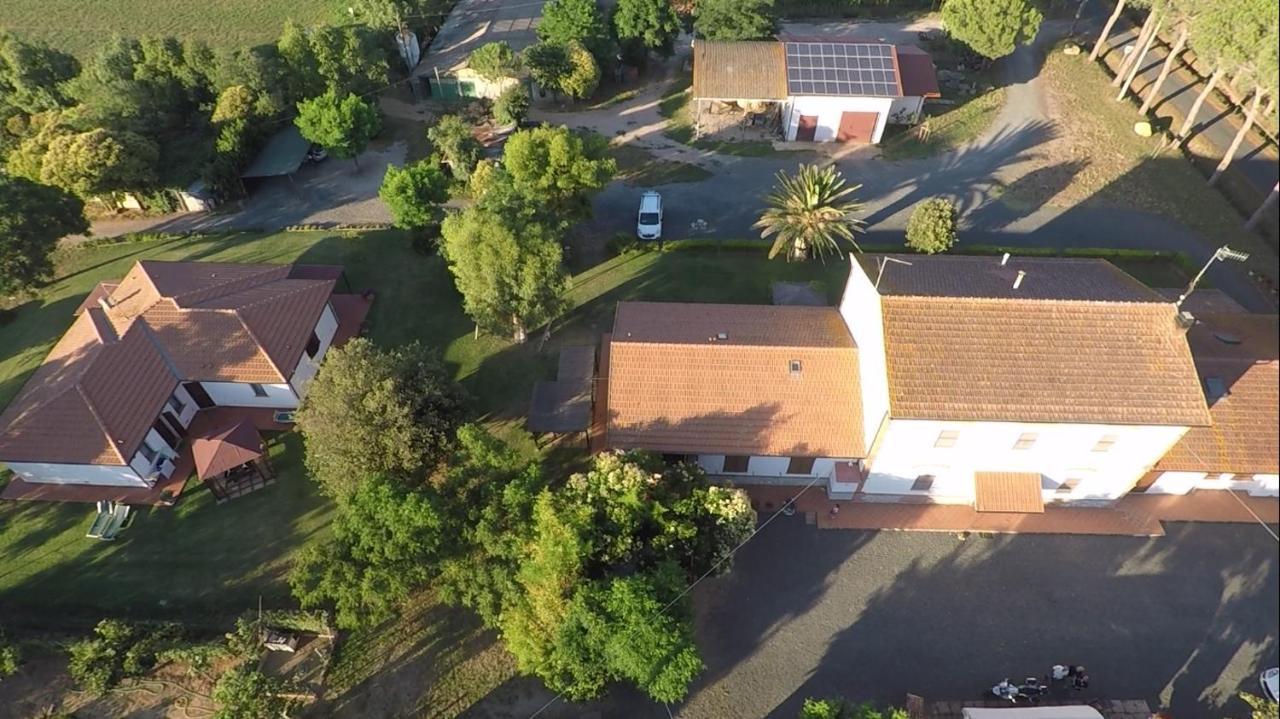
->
[1175,245,1249,310]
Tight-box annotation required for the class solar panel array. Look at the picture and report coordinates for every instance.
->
[783,42,899,98]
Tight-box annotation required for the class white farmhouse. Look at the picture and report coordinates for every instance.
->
[598,255,1226,512]
[0,261,371,505]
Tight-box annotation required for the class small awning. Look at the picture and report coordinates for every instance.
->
[240,125,310,179]
[974,472,1045,514]
[192,419,264,479]
[528,346,596,434]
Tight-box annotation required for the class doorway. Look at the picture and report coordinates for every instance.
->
[795,115,819,141]
[836,111,879,143]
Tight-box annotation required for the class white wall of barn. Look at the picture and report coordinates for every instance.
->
[887,95,925,124]
[202,381,298,408]
[1145,471,1279,497]
[838,257,890,453]
[6,461,147,487]
[289,303,339,399]
[783,95,893,142]
[864,419,1190,504]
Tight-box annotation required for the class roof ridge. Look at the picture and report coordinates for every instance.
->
[230,311,288,382]
[883,294,1171,307]
[225,277,332,312]
[612,339,854,351]
[167,263,287,304]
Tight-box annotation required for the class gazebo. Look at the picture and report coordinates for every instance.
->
[191,419,276,502]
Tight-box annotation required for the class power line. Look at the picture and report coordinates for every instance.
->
[527,472,827,718]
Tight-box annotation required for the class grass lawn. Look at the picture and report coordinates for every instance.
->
[880,84,1006,160]
[1,0,337,57]
[1010,48,1277,280]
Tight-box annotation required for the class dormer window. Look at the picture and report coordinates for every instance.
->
[789,359,802,377]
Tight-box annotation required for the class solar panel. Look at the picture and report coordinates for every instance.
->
[782,42,900,98]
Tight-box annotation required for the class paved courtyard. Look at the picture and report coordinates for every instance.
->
[481,520,1278,718]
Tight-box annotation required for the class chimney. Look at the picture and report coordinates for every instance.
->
[1013,270,1026,289]
[1000,252,1011,266]
[98,297,114,312]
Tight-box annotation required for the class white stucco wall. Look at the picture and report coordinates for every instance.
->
[129,428,180,481]
[887,95,925,124]
[783,95,893,142]
[696,454,845,483]
[864,419,1190,504]
[289,303,339,398]
[202,381,298,408]
[168,384,199,427]
[1146,471,1280,497]
[7,461,146,487]
[838,256,890,454]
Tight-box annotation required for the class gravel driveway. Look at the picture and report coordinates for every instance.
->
[483,519,1278,719]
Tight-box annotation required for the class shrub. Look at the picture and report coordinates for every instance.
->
[0,632,20,678]
[905,198,958,254]
[66,620,181,693]
[468,41,521,81]
[427,115,483,181]
[494,84,531,126]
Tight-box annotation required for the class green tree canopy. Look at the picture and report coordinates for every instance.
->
[0,629,20,679]
[468,41,522,81]
[427,114,483,180]
[905,198,959,254]
[295,337,466,499]
[40,128,158,198]
[290,474,446,628]
[0,31,80,115]
[501,124,615,218]
[493,83,531,126]
[694,0,777,41]
[439,203,569,341]
[523,41,573,95]
[278,21,389,98]
[212,666,293,719]
[0,174,88,296]
[560,40,601,100]
[754,163,865,262]
[379,158,451,230]
[537,0,612,61]
[613,0,683,57]
[295,89,382,167]
[941,0,1043,59]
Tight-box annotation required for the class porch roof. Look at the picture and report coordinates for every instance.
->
[192,419,263,479]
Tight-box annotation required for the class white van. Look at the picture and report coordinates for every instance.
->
[636,191,662,240]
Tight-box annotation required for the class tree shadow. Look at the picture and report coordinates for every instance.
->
[968,159,1091,230]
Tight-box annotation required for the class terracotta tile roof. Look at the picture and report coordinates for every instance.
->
[880,296,1211,426]
[0,261,339,468]
[1156,314,1279,474]
[895,46,941,98]
[192,419,264,479]
[859,254,1161,302]
[692,41,788,100]
[974,471,1045,513]
[606,302,864,458]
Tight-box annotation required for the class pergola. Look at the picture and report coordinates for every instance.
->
[192,419,275,502]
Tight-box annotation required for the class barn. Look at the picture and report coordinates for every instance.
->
[691,39,941,144]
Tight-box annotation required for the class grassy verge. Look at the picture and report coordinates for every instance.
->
[1024,48,1277,280]
[1,0,335,57]
[608,144,713,186]
[880,85,1006,160]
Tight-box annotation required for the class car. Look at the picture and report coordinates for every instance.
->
[636,191,662,240]
[306,145,328,163]
[1262,667,1279,703]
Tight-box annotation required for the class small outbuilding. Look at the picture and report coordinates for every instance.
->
[692,38,941,144]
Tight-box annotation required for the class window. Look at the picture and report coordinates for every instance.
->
[789,359,803,377]
[1056,478,1081,494]
[305,331,322,359]
[250,383,269,398]
[1092,434,1118,453]
[166,395,186,416]
[911,474,935,491]
[1012,432,1038,450]
[934,430,959,448]
[786,456,816,475]
[723,455,750,473]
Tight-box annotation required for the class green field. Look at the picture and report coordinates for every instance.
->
[0,0,338,56]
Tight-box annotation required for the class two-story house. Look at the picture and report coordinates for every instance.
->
[0,260,370,505]
[599,254,1217,510]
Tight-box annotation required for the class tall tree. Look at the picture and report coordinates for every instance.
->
[1210,88,1269,185]
[754,164,866,262]
[0,175,88,296]
[1111,3,1159,88]
[560,41,601,100]
[379,158,451,230]
[0,31,80,115]
[537,0,612,61]
[426,114,483,180]
[1115,5,1164,100]
[613,0,683,58]
[941,0,1043,60]
[523,41,573,96]
[295,89,382,169]
[694,0,776,41]
[1090,0,1128,61]
[1245,182,1278,229]
[295,337,466,499]
[468,41,521,81]
[40,128,158,199]
[502,124,616,219]
[438,204,569,341]
[1139,19,1190,115]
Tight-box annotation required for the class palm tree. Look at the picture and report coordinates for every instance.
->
[754,164,866,262]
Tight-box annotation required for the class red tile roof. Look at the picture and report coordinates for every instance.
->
[606,302,865,458]
[192,419,264,479]
[0,261,340,468]
[1156,314,1279,474]
[895,46,942,98]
